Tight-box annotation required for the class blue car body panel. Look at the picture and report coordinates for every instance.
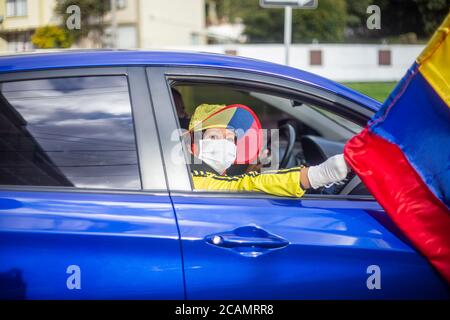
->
[0,190,184,299]
[172,195,449,299]
[0,50,381,112]
[0,51,447,299]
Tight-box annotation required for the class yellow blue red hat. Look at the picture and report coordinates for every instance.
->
[189,103,262,164]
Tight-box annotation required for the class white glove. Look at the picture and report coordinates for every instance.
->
[307,154,349,189]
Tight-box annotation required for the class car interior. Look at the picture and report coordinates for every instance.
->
[170,82,371,197]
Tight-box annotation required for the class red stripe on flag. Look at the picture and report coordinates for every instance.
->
[345,127,450,283]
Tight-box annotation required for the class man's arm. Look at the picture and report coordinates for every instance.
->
[191,154,349,198]
[192,167,306,198]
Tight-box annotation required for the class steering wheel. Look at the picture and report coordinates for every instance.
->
[279,123,297,169]
[300,135,366,195]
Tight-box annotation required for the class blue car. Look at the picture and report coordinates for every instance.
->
[0,50,448,299]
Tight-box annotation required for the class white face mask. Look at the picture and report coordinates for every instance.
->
[198,139,237,174]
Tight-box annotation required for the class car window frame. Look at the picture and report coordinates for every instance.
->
[147,66,374,201]
[0,66,168,194]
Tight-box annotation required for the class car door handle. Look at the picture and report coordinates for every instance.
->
[204,226,289,256]
[207,234,288,248]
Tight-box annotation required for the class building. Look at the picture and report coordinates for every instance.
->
[0,0,55,51]
[0,0,205,52]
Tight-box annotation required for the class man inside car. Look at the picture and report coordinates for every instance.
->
[186,103,349,197]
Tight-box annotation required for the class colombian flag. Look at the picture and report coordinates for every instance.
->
[345,14,450,283]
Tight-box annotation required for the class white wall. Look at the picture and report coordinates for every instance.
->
[163,44,424,82]
[138,0,205,47]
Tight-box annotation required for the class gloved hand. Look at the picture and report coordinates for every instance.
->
[307,154,349,189]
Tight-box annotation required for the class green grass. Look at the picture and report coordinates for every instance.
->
[342,82,397,103]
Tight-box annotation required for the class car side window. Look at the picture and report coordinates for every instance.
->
[170,82,369,196]
[0,75,141,190]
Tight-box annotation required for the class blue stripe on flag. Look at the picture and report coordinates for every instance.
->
[370,71,450,207]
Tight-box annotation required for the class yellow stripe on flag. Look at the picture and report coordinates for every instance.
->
[417,13,450,108]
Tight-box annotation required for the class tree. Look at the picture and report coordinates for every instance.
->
[238,0,347,43]
[344,0,372,39]
[291,0,347,42]
[55,0,110,47]
[414,0,450,35]
[210,0,449,44]
[206,0,255,25]
[31,26,74,49]
[346,0,450,42]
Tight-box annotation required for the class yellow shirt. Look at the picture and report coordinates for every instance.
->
[191,167,305,198]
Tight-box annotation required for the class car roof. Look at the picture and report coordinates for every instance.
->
[0,49,381,111]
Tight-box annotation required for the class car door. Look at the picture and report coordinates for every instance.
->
[148,66,449,299]
[0,67,184,299]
